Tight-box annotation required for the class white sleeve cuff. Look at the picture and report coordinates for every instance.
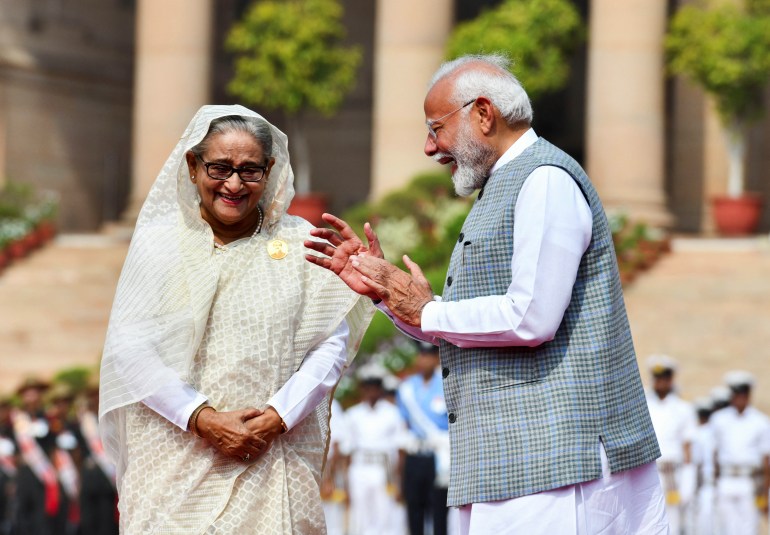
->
[376,297,442,345]
[141,377,208,431]
[266,321,349,430]
[420,299,441,334]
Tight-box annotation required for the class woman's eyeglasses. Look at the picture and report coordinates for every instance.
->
[196,155,267,183]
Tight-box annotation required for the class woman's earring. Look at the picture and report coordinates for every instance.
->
[191,175,196,182]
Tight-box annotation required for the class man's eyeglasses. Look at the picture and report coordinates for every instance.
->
[426,99,476,140]
[196,154,267,183]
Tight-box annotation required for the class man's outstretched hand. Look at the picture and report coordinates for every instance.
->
[352,254,434,327]
[304,213,384,300]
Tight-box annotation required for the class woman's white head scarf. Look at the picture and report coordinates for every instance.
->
[98,105,369,477]
[144,104,294,236]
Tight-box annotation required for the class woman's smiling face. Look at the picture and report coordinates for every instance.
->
[186,130,274,233]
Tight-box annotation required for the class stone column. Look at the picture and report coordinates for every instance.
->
[585,0,671,227]
[370,0,453,200]
[127,0,213,217]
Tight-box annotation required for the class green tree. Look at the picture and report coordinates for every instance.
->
[445,0,584,100]
[226,0,362,194]
[666,0,770,197]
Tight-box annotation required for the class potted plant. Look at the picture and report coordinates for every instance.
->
[3,219,32,260]
[666,0,770,235]
[0,226,10,273]
[26,190,60,244]
[225,0,362,226]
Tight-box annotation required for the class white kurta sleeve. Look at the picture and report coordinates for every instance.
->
[266,320,349,430]
[419,166,593,348]
[141,379,208,431]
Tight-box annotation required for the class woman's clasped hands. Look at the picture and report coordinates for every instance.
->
[194,406,284,463]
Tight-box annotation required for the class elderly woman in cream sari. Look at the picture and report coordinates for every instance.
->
[99,105,372,534]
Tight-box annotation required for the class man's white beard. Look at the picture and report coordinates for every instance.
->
[440,119,497,197]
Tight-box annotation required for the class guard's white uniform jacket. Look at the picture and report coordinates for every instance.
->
[646,391,697,535]
[343,399,406,535]
[689,422,716,535]
[710,406,770,535]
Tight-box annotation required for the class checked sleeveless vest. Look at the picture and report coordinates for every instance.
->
[439,138,660,507]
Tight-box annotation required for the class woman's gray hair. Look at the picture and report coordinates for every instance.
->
[190,115,274,162]
[429,54,533,127]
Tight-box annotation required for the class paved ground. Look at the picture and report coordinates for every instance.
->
[0,233,129,394]
[626,236,770,412]
[1,232,769,413]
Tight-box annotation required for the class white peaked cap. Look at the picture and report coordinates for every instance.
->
[724,370,755,389]
[693,396,713,412]
[646,354,677,374]
[357,362,389,382]
[710,385,732,404]
[382,374,401,392]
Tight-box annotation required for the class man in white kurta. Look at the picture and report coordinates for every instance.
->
[307,56,667,534]
[710,371,770,535]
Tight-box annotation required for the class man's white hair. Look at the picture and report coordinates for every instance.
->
[429,54,533,127]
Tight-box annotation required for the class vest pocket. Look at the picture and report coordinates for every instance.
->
[476,353,540,392]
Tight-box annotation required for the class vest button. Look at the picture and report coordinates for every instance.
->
[448,413,456,423]
[457,232,464,243]
[442,367,449,378]
[446,276,453,287]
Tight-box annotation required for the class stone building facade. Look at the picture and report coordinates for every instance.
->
[0,0,134,230]
[0,0,768,232]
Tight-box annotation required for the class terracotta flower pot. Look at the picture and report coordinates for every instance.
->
[287,193,328,227]
[712,194,764,236]
[7,239,28,259]
[37,220,57,243]
[22,230,40,250]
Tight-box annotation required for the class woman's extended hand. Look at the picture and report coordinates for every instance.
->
[195,408,267,462]
[304,213,383,300]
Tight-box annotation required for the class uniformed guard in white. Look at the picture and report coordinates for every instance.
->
[382,374,409,535]
[322,398,349,535]
[342,364,407,535]
[645,355,697,535]
[710,371,770,535]
[688,396,716,535]
[396,341,451,535]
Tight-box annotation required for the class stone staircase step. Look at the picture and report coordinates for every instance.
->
[626,236,770,413]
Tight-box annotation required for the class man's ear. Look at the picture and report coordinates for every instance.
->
[474,97,495,135]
